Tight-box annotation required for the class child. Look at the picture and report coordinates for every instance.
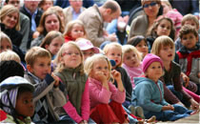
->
[84,54,129,123]
[147,16,175,50]
[103,42,132,107]
[0,32,12,53]
[24,46,66,123]
[0,50,20,63]
[39,0,53,11]
[0,76,35,124]
[63,20,87,43]
[175,14,200,51]
[152,36,199,109]
[122,45,142,88]
[54,42,91,123]
[127,35,149,59]
[177,25,200,95]
[132,53,192,121]
[76,38,99,61]
[40,31,65,60]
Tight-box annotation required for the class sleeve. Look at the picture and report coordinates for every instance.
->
[89,80,112,104]
[189,57,200,83]
[52,87,67,107]
[109,82,126,103]
[81,80,90,121]
[163,84,180,104]
[123,68,133,102]
[135,83,163,112]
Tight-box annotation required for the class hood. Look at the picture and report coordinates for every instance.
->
[134,77,153,86]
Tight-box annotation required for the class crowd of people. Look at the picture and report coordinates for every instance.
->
[0,0,199,123]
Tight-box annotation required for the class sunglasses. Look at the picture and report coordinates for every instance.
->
[143,2,157,8]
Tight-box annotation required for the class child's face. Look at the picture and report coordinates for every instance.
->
[181,32,198,49]
[2,12,18,29]
[46,37,63,56]
[159,45,174,62]
[106,46,122,67]
[184,20,199,31]
[15,91,34,117]
[0,40,12,53]
[45,14,60,32]
[123,51,140,67]
[90,58,110,81]
[70,24,85,40]
[145,62,163,82]
[28,57,51,80]
[156,19,171,36]
[7,0,20,9]
[82,49,94,61]
[62,44,82,68]
[41,0,53,11]
[161,2,171,14]
[135,40,148,58]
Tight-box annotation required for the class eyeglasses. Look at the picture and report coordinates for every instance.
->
[143,2,157,8]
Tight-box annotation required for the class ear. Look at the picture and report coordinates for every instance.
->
[106,8,112,14]
[27,64,33,73]
[45,44,49,49]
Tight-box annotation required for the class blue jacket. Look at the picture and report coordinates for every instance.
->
[132,77,168,115]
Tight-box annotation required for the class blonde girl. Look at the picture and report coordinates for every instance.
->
[0,50,21,63]
[122,45,142,88]
[103,42,132,107]
[54,42,91,123]
[40,31,64,59]
[63,20,86,43]
[151,36,199,110]
[84,54,129,123]
[0,32,12,53]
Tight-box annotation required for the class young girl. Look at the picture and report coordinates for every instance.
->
[146,16,175,50]
[132,53,192,121]
[63,20,86,43]
[39,0,54,11]
[103,42,132,107]
[54,42,91,123]
[127,35,149,59]
[84,54,129,123]
[0,32,12,53]
[151,36,199,110]
[76,38,99,61]
[122,45,142,88]
[40,31,64,60]
[0,76,35,124]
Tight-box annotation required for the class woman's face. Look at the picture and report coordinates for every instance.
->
[45,14,60,32]
[143,1,160,18]
[2,12,18,29]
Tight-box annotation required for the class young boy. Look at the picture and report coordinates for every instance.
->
[175,14,200,51]
[24,46,66,123]
[0,76,35,124]
[176,25,200,95]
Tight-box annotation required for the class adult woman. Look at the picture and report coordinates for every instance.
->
[0,4,22,47]
[128,0,162,39]
[31,9,64,47]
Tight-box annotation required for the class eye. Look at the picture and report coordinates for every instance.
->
[75,52,80,56]
[39,63,44,67]
[158,66,161,68]
[126,56,131,60]
[23,100,29,104]
[117,54,121,57]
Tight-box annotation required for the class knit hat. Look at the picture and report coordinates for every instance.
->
[76,38,99,53]
[142,53,163,72]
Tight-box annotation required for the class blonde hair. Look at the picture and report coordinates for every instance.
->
[0,50,20,63]
[25,46,51,67]
[0,32,13,49]
[0,4,20,31]
[103,42,123,66]
[54,42,84,73]
[63,20,86,37]
[151,36,175,58]
[181,14,199,28]
[37,9,64,35]
[122,45,142,65]
[161,0,172,9]
[84,54,112,79]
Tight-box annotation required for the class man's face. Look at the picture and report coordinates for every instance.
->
[7,0,20,9]
[24,0,40,13]
[103,9,121,23]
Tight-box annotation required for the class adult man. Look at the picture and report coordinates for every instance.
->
[20,0,43,49]
[78,0,121,47]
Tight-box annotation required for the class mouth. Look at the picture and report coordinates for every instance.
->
[168,54,172,57]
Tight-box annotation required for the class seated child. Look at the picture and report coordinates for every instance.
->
[84,54,130,123]
[177,25,200,95]
[132,54,192,121]
[0,50,21,63]
[0,32,12,53]
[0,76,34,124]
[76,38,99,61]
[24,46,66,123]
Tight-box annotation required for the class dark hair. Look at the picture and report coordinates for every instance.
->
[0,60,24,82]
[179,25,198,39]
[127,35,147,46]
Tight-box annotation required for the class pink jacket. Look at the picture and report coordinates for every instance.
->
[63,80,90,123]
[88,78,125,109]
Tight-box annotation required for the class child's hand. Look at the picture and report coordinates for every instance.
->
[162,104,174,111]
[181,72,189,87]
[197,72,200,78]
[111,70,121,83]
[51,73,59,87]
[190,98,199,111]
[95,71,108,84]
